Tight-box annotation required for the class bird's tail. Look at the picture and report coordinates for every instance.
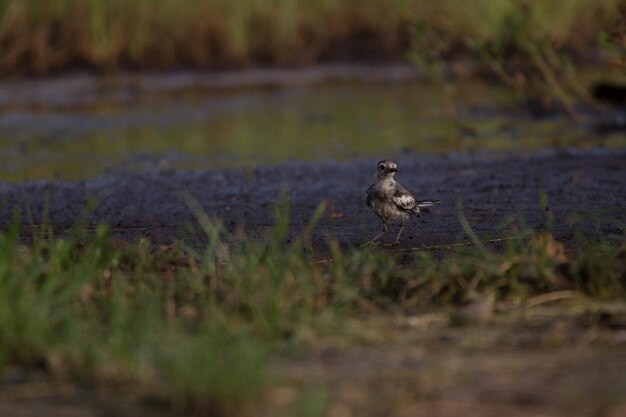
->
[417,199,441,208]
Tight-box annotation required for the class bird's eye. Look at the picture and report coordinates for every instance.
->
[378,165,385,170]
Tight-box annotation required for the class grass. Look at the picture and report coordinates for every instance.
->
[0,0,412,74]
[0,0,622,118]
[408,0,625,116]
[0,201,625,415]
[0,0,622,75]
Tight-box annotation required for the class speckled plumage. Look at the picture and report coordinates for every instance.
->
[366,160,439,244]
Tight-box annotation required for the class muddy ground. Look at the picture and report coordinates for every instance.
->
[0,148,624,251]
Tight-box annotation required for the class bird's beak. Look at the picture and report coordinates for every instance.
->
[389,168,398,173]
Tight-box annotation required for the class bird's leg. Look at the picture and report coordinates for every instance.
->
[392,218,405,245]
[367,221,388,245]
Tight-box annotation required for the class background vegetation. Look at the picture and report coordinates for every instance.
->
[0,0,622,75]
[1,0,622,115]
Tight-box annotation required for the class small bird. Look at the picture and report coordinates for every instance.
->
[366,160,440,245]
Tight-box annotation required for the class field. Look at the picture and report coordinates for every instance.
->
[1,151,625,416]
[0,1,625,415]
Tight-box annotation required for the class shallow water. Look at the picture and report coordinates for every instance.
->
[0,72,623,182]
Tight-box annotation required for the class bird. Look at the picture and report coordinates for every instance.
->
[366,160,440,245]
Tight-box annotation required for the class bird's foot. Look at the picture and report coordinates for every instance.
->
[383,242,400,247]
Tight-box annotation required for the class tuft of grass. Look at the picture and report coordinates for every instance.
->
[0,222,269,415]
[0,201,624,414]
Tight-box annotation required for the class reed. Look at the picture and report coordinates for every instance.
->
[0,0,621,75]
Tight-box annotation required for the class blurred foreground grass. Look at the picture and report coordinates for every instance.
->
[0,0,622,74]
[0,202,625,416]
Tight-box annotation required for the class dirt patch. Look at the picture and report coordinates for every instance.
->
[0,148,624,251]
[271,303,626,417]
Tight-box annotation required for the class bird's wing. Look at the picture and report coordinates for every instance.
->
[392,183,419,213]
[416,199,441,207]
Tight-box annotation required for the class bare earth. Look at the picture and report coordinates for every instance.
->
[1,148,624,250]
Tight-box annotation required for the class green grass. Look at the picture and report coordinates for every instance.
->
[0,0,621,75]
[0,203,624,415]
[0,0,411,74]
[0,222,269,414]
[408,0,625,115]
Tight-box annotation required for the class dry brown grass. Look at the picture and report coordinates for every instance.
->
[0,0,622,75]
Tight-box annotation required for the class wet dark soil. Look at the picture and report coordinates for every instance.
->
[1,148,624,251]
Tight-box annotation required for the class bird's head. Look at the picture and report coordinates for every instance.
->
[376,160,398,180]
